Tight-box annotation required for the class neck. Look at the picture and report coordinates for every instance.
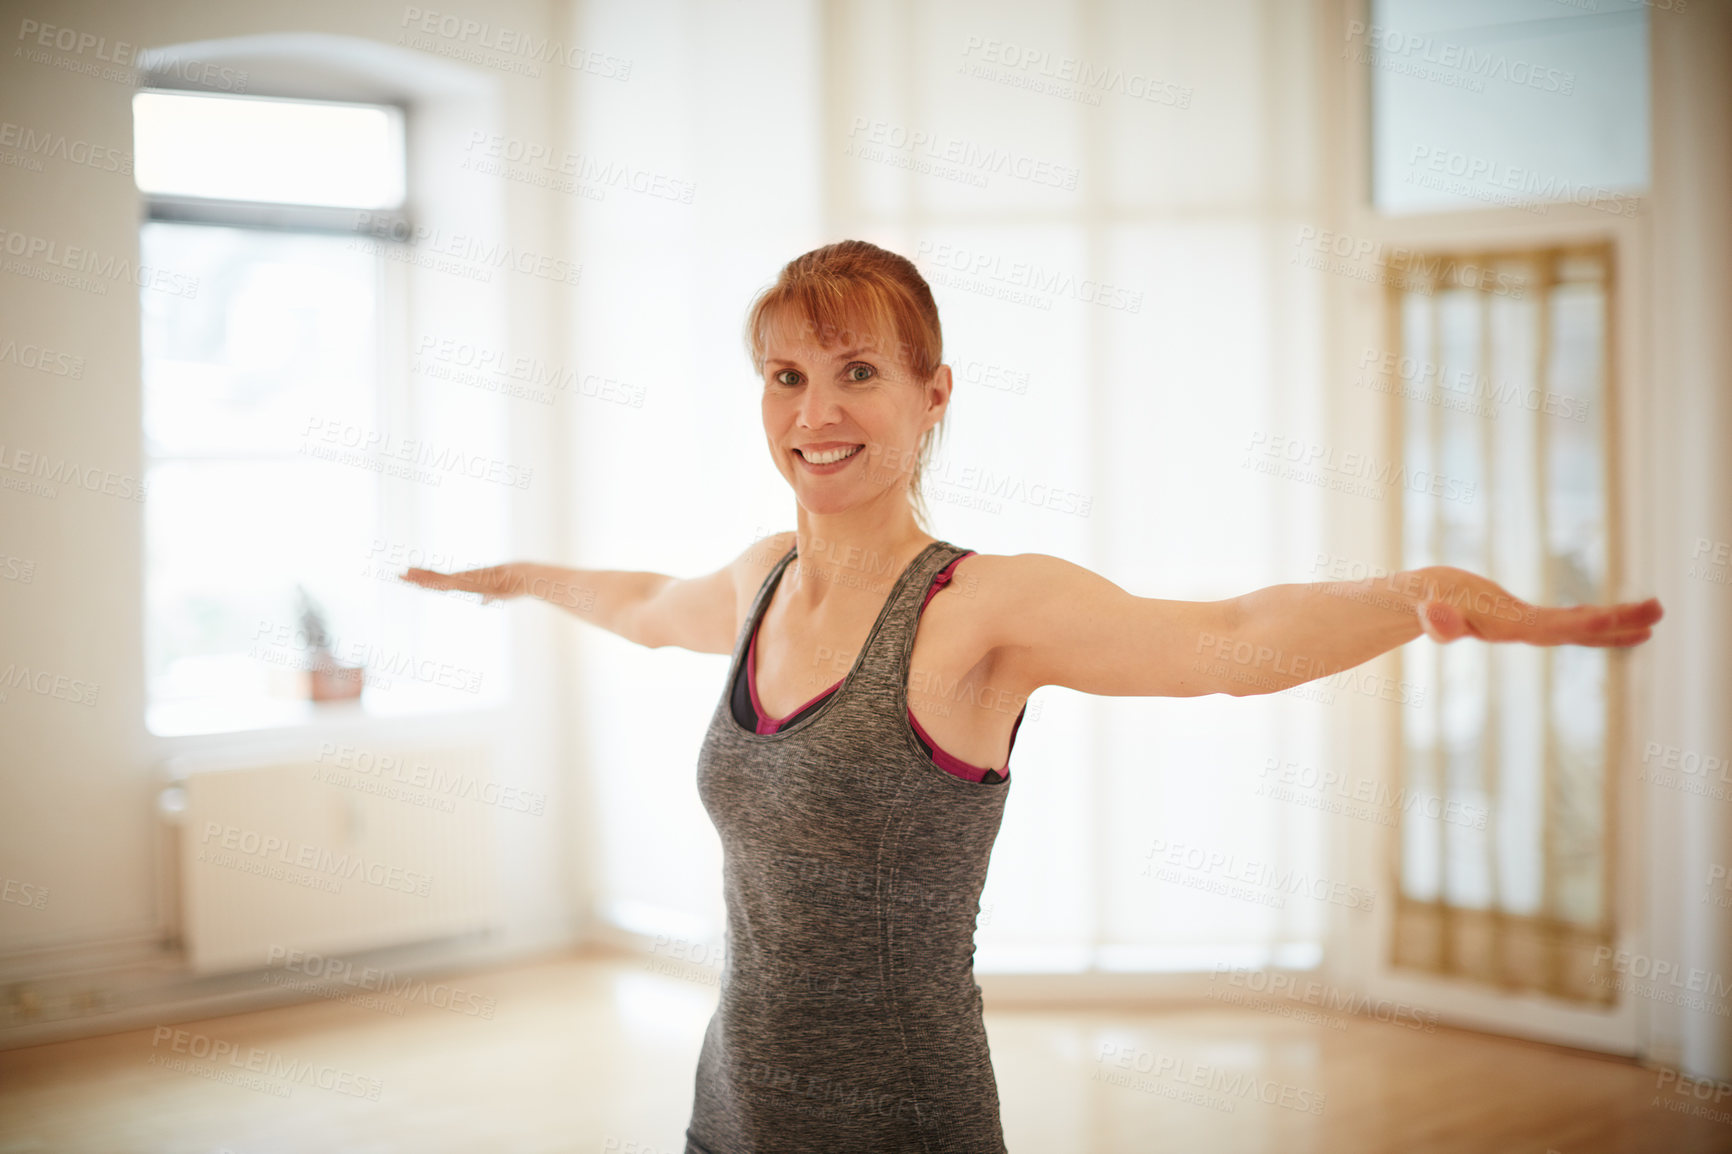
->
[787,500,936,609]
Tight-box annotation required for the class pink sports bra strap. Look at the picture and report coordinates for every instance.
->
[743,550,1020,780]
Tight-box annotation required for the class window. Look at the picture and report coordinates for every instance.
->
[720,0,1334,974]
[1353,0,1646,1006]
[1366,0,1649,216]
[1384,245,1618,1001]
[137,89,509,736]
[134,90,405,209]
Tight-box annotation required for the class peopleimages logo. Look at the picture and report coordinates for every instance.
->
[1093,1043,1327,1115]
[1355,346,1590,423]
[197,821,434,897]
[0,120,131,175]
[14,19,248,91]
[314,741,549,816]
[1209,964,1439,1032]
[350,213,583,286]
[1141,838,1376,912]
[958,37,1193,108]
[0,443,147,503]
[264,945,497,1018]
[1591,945,1732,999]
[398,8,631,79]
[0,336,84,378]
[1242,430,1479,504]
[913,240,1144,313]
[845,118,1079,190]
[0,663,99,707]
[2,877,49,910]
[411,334,645,409]
[148,1026,382,1100]
[1343,19,1576,96]
[1256,757,1488,831]
[1405,145,1638,217]
[460,131,694,204]
[1291,226,1527,298]
[0,227,199,298]
[299,417,534,490]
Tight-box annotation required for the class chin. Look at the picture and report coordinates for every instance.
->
[795,495,860,516]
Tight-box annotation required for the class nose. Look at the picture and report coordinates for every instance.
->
[795,378,843,429]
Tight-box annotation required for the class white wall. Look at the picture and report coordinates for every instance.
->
[559,0,826,944]
[1646,0,1732,1082]
[0,0,580,1041]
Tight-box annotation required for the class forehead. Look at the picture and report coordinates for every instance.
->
[759,302,901,367]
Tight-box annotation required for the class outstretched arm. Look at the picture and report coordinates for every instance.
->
[1215,565,1662,696]
[398,561,675,641]
[396,531,796,654]
[980,555,1663,699]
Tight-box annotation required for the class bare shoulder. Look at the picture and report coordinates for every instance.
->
[952,550,1241,697]
[951,551,1079,579]
[951,550,1107,605]
[949,549,1141,650]
[946,550,1085,632]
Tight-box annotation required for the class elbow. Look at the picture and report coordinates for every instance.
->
[612,602,657,650]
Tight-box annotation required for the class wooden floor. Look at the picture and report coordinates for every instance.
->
[0,947,1724,1153]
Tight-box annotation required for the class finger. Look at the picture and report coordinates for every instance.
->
[1572,625,1657,648]
[1561,599,1664,643]
[1522,599,1663,646]
[1573,635,1651,648]
[1615,597,1665,628]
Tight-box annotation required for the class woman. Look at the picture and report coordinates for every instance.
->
[401,240,1662,1153]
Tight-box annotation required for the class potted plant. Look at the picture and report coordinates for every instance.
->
[296,584,365,702]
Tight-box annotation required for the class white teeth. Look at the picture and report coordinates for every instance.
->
[801,445,861,465]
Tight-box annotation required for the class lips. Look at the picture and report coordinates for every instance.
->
[797,444,863,465]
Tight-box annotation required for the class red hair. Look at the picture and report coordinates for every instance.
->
[743,240,946,530]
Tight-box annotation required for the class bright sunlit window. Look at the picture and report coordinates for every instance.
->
[136,88,508,736]
[1368,0,1649,214]
[133,90,406,208]
[1388,246,1617,1002]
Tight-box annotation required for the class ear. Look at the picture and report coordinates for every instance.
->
[925,363,953,430]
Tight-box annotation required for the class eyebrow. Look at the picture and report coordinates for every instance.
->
[764,346,875,368]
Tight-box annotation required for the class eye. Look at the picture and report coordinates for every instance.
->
[845,362,876,382]
[773,369,802,386]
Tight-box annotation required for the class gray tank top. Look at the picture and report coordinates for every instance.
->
[684,539,1012,1153]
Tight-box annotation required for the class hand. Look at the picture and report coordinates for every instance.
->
[1411,566,1663,647]
[398,564,525,605]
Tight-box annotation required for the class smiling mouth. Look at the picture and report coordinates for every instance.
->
[797,445,863,465]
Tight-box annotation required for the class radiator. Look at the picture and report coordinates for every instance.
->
[165,744,499,975]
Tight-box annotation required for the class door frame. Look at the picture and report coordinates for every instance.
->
[1316,0,1652,1055]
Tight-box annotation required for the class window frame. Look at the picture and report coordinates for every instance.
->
[1325,0,1652,1051]
[134,87,413,236]
[136,85,442,737]
[1380,241,1623,1004]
